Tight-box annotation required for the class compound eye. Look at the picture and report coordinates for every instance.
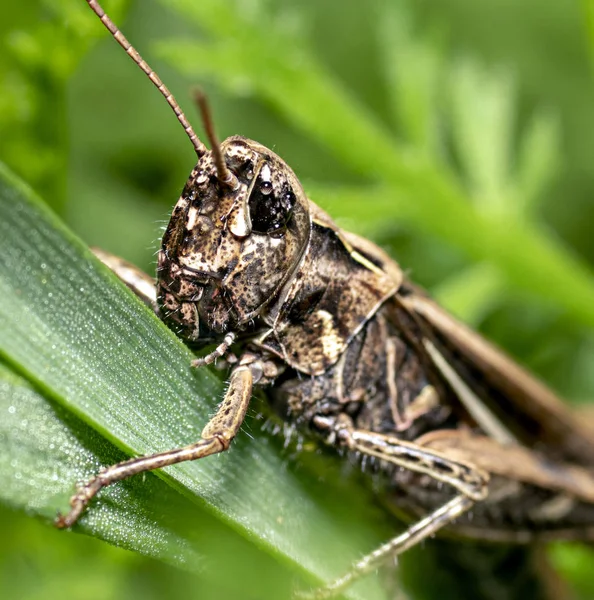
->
[248,167,295,234]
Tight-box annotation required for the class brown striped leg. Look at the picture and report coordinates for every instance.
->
[56,364,254,528]
[191,332,237,367]
[297,416,489,599]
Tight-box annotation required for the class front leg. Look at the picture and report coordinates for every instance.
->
[56,362,257,528]
[298,415,490,599]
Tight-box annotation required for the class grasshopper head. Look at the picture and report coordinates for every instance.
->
[157,136,311,343]
[82,2,311,344]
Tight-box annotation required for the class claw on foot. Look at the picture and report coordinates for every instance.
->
[55,476,104,529]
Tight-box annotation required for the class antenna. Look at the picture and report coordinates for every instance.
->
[194,90,238,189]
[85,0,207,158]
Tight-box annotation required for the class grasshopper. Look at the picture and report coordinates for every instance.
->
[57,1,594,597]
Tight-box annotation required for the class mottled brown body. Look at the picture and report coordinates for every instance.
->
[59,2,594,597]
[154,137,594,542]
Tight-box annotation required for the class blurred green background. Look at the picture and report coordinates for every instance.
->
[1,0,594,598]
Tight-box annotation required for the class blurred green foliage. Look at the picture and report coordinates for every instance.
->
[1,0,594,598]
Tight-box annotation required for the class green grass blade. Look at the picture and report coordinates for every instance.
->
[0,361,292,598]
